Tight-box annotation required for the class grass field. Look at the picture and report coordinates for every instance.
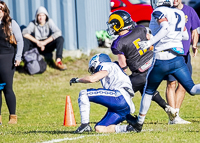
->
[1,48,200,143]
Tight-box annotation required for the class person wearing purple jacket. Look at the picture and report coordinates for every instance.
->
[165,0,200,124]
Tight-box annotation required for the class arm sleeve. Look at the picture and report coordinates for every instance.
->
[22,21,35,35]
[48,19,62,39]
[12,20,24,61]
[149,21,169,46]
[148,10,170,46]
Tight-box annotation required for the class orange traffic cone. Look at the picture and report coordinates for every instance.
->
[63,95,76,126]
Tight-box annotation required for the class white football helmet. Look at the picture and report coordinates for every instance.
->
[151,0,174,9]
[88,53,111,74]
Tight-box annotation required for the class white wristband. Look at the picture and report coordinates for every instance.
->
[76,78,79,83]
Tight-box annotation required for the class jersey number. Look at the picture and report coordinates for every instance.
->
[133,38,147,55]
[175,12,181,31]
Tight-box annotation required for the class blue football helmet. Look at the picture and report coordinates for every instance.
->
[88,53,111,74]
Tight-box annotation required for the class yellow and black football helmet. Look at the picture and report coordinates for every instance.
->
[107,10,135,36]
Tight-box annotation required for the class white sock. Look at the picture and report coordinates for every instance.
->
[115,125,128,133]
[78,90,90,124]
[139,94,153,114]
[175,108,180,116]
[138,115,145,124]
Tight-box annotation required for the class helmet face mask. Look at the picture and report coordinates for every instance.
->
[107,10,135,36]
[88,53,111,74]
[151,0,174,9]
[106,22,116,36]
[88,55,100,74]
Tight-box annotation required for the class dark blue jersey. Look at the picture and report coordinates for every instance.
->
[111,25,153,72]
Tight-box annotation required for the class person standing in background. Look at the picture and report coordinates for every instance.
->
[0,1,23,124]
[165,0,200,124]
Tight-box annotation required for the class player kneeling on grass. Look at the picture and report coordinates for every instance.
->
[70,53,136,133]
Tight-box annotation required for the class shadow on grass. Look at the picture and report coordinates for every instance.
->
[20,130,97,135]
[22,130,74,134]
[75,122,98,124]
[16,65,28,74]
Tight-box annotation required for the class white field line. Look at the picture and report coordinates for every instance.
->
[41,134,109,143]
[41,129,154,143]
[142,128,154,132]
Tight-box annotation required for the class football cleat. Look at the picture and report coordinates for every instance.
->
[165,105,177,121]
[126,114,143,133]
[74,123,92,133]
[168,116,191,125]
[126,124,137,132]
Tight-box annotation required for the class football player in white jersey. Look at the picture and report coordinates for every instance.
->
[126,0,200,132]
[70,53,135,133]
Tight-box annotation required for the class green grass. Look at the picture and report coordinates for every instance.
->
[1,48,200,143]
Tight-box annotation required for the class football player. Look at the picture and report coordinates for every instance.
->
[126,0,200,132]
[70,53,136,133]
[107,10,176,120]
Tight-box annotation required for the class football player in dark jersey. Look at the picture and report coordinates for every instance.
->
[107,10,176,121]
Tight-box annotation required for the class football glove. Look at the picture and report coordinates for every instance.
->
[138,40,151,50]
[70,78,79,86]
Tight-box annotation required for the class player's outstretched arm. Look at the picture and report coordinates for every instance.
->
[69,70,109,86]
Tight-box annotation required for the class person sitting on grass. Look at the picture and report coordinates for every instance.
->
[70,53,136,133]
[22,6,66,70]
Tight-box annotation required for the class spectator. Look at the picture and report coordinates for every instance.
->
[70,53,135,133]
[107,10,176,120]
[22,6,66,70]
[165,0,200,124]
[0,1,23,124]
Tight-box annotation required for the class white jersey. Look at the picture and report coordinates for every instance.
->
[149,6,186,52]
[99,62,135,113]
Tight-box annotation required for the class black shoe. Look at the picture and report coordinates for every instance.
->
[126,124,137,132]
[126,114,143,133]
[74,123,92,133]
